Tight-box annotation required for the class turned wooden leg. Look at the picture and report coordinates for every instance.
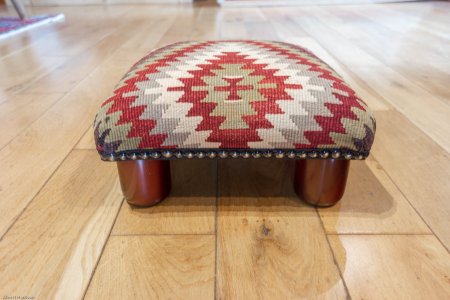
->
[117,160,171,207]
[10,0,27,20]
[294,159,350,207]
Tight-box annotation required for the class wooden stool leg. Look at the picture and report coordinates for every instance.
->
[117,160,171,207]
[294,159,350,207]
[10,0,28,20]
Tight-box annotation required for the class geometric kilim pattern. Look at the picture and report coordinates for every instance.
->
[94,40,376,161]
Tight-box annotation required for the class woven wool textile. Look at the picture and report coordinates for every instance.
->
[0,14,64,40]
[94,41,375,160]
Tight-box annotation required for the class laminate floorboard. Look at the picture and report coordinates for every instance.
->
[0,2,448,299]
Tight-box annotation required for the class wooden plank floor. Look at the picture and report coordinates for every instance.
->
[0,1,449,299]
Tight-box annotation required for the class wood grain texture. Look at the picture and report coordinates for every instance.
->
[0,57,130,238]
[284,37,391,111]
[370,110,450,250]
[190,6,220,40]
[217,7,251,39]
[112,160,216,235]
[0,53,67,94]
[21,27,132,94]
[319,157,431,234]
[0,93,64,148]
[84,235,215,300]
[0,150,123,299]
[217,159,348,299]
[329,235,450,300]
[0,2,449,298]
[0,4,179,237]
[282,7,450,153]
[342,6,450,103]
[0,5,128,60]
[0,9,123,95]
[350,66,450,153]
[111,7,181,61]
[75,127,95,150]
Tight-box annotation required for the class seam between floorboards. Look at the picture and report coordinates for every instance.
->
[1,5,134,97]
[0,92,69,152]
[0,148,99,242]
[110,233,216,236]
[0,2,156,154]
[0,45,110,151]
[214,159,219,300]
[371,153,450,254]
[82,197,125,300]
[73,126,93,150]
[0,6,132,62]
[0,20,141,153]
[0,10,157,240]
[4,61,68,97]
[79,11,185,297]
[0,148,73,242]
[326,233,435,236]
[316,207,352,300]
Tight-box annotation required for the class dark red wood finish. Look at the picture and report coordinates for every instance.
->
[294,159,350,207]
[117,158,349,208]
[117,160,171,207]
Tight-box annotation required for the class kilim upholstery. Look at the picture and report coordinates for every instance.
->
[94,41,376,161]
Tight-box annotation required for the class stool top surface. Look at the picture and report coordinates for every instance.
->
[94,40,375,161]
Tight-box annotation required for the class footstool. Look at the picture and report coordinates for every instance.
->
[94,41,376,207]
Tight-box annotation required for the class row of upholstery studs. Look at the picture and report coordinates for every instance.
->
[103,150,365,161]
